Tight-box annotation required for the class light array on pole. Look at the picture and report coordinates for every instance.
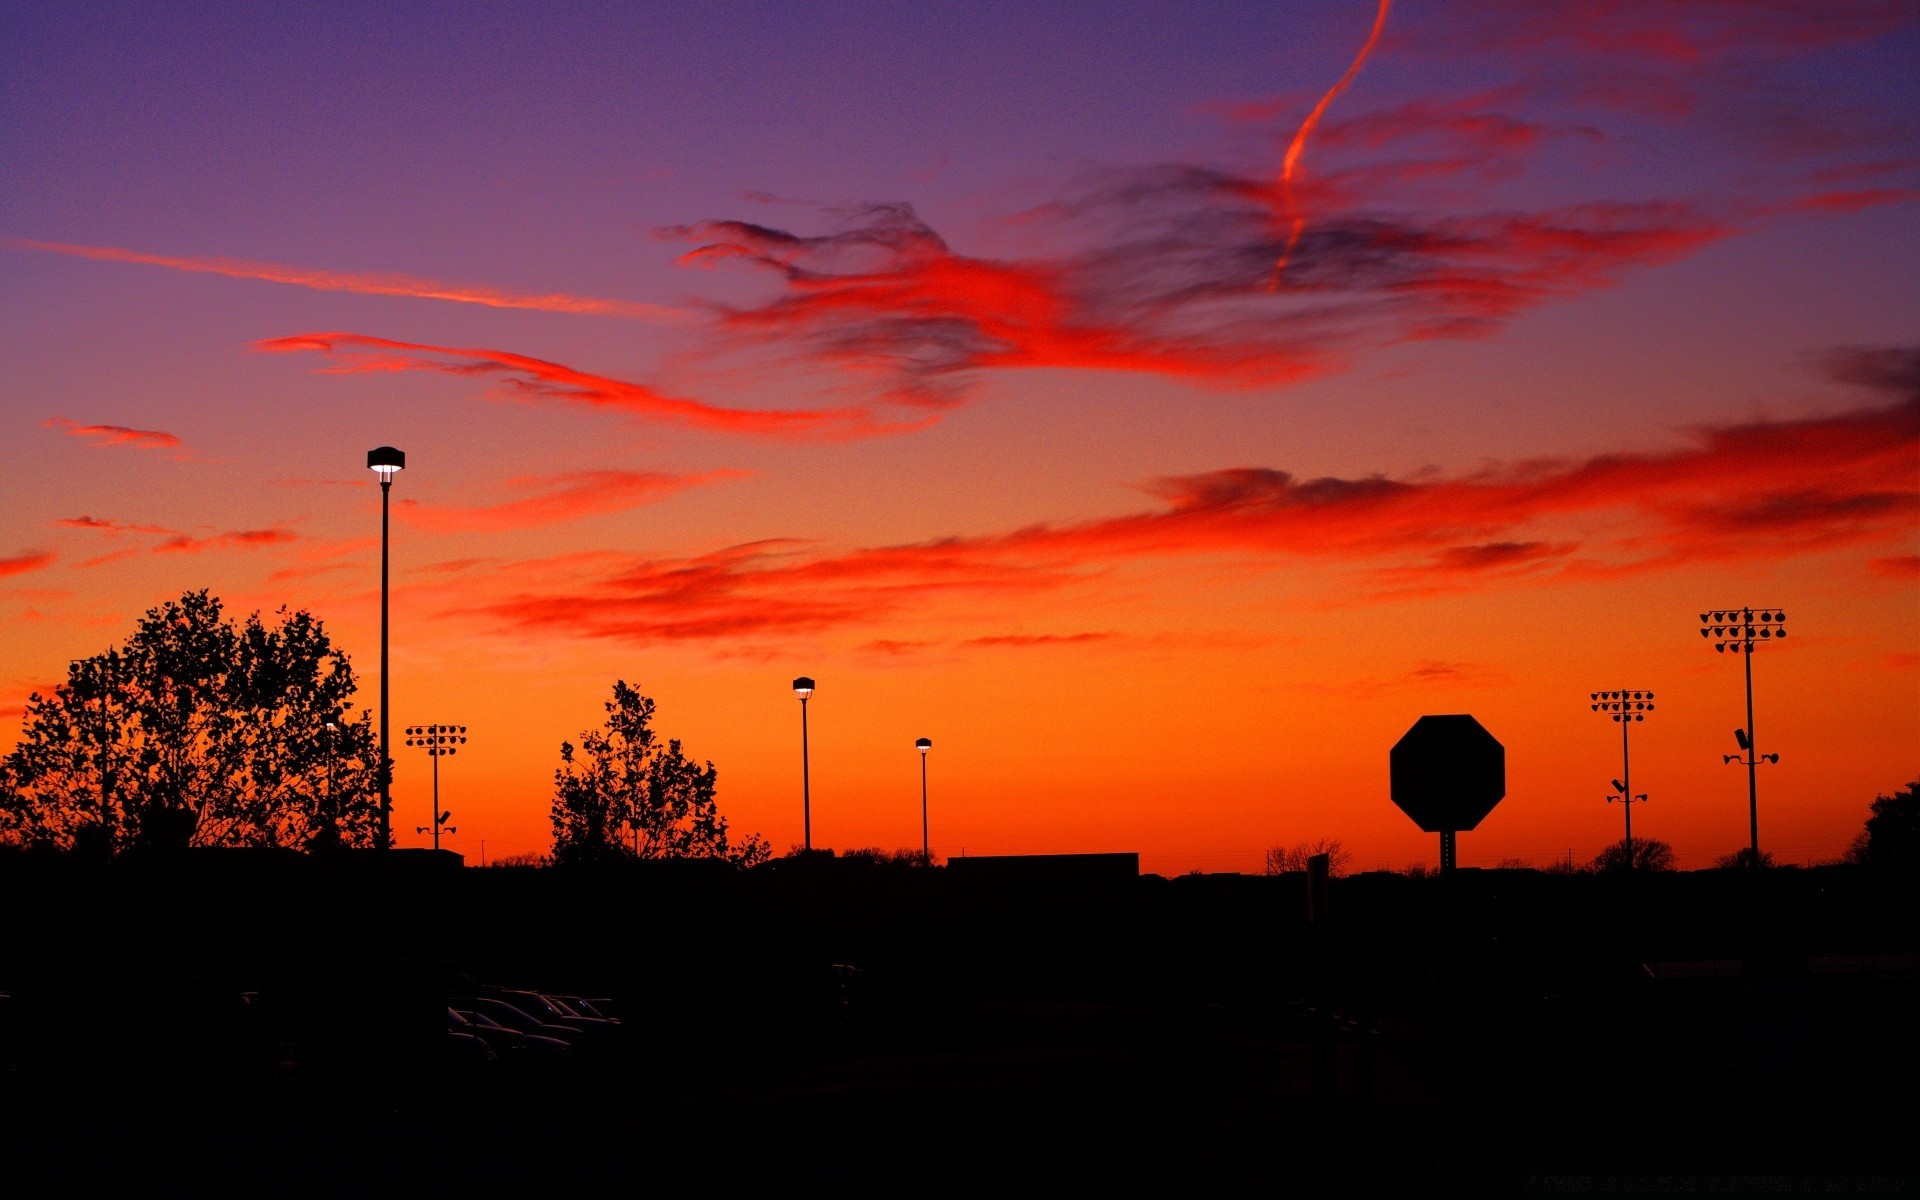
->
[404,724,468,755]
[1700,608,1786,653]
[1589,689,1654,722]
[1699,605,1787,864]
[403,723,468,848]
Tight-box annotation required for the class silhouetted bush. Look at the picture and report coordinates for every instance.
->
[1265,839,1352,876]
[1590,838,1676,873]
[1714,846,1775,869]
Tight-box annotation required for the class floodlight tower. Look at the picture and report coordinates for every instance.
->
[404,723,468,851]
[1699,607,1787,864]
[1588,689,1654,867]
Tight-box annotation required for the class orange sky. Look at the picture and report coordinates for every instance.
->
[3,1,1916,871]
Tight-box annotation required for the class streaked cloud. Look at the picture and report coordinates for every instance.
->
[255,333,906,439]
[0,551,56,578]
[395,468,748,532]
[437,385,1917,646]
[44,418,180,452]
[5,237,685,322]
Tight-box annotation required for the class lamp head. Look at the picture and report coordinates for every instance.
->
[916,737,932,753]
[791,676,815,698]
[367,445,406,481]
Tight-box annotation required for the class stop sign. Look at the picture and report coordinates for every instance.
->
[1390,714,1506,833]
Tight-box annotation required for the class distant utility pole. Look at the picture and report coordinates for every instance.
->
[1699,607,1786,863]
[1589,688,1653,867]
[404,723,469,851]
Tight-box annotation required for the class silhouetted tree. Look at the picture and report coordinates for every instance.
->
[1847,778,1919,868]
[0,591,380,851]
[549,680,770,867]
[487,852,551,868]
[1589,838,1675,873]
[1264,839,1352,876]
[1714,846,1775,869]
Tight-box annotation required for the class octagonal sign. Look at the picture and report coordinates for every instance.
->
[1390,714,1506,833]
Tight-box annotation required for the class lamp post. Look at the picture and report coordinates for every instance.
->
[792,678,814,851]
[1588,688,1653,868]
[324,719,339,832]
[367,446,405,849]
[915,737,932,864]
[1699,607,1786,864]
[404,723,467,851]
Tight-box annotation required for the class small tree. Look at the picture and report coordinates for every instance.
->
[1849,778,1919,869]
[1264,839,1352,876]
[0,591,380,851]
[1589,838,1675,873]
[1714,846,1775,870]
[549,681,769,867]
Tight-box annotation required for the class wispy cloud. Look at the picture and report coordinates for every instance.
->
[5,237,686,322]
[44,417,180,452]
[395,468,747,532]
[431,375,1917,647]
[59,514,300,565]
[0,551,56,578]
[254,333,906,440]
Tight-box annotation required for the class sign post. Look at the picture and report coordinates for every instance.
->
[1390,715,1506,874]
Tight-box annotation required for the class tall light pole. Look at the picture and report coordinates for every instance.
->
[368,446,405,850]
[915,737,932,864]
[324,719,339,834]
[792,677,815,851]
[1589,689,1653,867]
[1700,607,1786,864]
[404,723,467,851]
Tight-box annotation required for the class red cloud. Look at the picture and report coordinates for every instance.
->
[396,469,747,533]
[153,529,299,555]
[44,418,180,451]
[962,632,1119,649]
[59,515,176,536]
[1868,554,1920,579]
[254,333,901,440]
[0,551,56,578]
[5,238,684,322]
[443,388,1917,646]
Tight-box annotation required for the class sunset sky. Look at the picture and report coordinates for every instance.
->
[3,0,1916,872]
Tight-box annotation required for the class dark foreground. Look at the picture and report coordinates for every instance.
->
[1,850,1914,1194]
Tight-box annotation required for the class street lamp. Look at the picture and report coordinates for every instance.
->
[915,737,932,864]
[1588,688,1654,868]
[404,723,467,851]
[324,720,339,831]
[792,677,815,851]
[1699,607,1787,864]
[368,445,405,849]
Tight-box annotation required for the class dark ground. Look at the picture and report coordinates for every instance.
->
[1,850,1914,1194]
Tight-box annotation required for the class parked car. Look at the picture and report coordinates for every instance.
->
[481,987,620,1037]
[465,996,585,1048]
[451,1007,571,1058]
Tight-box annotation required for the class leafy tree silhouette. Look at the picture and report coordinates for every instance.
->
[1846,777,1919,869]
[550,680,769,867]
[1714,846,1775,870]
[1589,837,1676,873]
[0,590,380,851]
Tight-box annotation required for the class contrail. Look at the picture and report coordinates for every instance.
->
[3,237,687,322]
[1273,0,1391,284]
